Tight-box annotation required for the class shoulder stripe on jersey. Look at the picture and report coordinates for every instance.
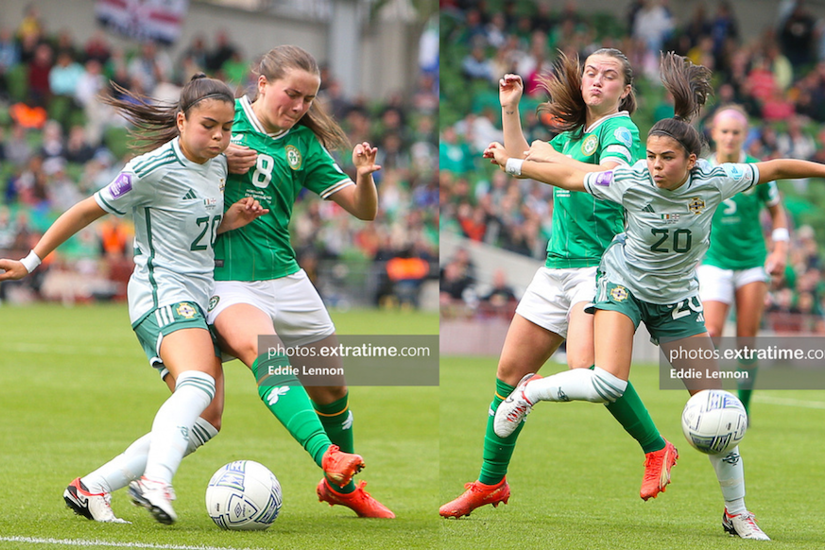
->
[96,193,126,216]
[320,179,355,199]
[239,95,289,139]
[133,149,175,173]
[134,156,178,178]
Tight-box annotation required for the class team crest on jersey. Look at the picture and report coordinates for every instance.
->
[688,197,706,215]
[581,135,599,156]
[208,296,220,312]
[610,286,629,302]
[285,145,303,170]
[176,303,197,319]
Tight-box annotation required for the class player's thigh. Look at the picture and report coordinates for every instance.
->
[497,313,564,386]
[592,309,635,381]
[566,303,594,370]
[734,278,768,338]
[212,303,277,367]
[160,327,222,380]
[697,264,733,337]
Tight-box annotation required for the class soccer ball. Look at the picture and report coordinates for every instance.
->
[205,460,282,530]
[681,389,747,455]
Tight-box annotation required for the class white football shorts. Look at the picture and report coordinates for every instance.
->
[515,266,597,339]
[207,269,335,347]
[697,264,769,305]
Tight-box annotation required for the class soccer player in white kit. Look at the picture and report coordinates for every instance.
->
[0,75,270,524]
[488,53,825,540]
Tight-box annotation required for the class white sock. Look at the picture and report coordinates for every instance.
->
[143,371,215,485]
[524,367,627,404]
[82,417,219,494]
[708,445,746,515]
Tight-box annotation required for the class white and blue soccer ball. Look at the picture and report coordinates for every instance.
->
[205,460,282,530]
[681,389,747,455]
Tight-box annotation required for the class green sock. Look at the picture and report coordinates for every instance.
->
[737,358,758,415]
[478,379,524,486]
[313,393,357,493]
[604,377,665,454]
[314,393,354,453]
[253,355,331,468]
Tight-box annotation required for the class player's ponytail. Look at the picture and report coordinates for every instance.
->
[648,52,713,158]
[102,73,235,153]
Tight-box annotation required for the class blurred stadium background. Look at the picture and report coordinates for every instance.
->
[0,0,439,312]
[440,0,825,355]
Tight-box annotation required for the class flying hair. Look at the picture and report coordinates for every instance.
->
[648,53,713,157]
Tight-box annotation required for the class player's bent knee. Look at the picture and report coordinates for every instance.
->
[591,367,628,403]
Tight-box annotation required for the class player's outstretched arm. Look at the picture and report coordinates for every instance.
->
[484,141,587,192]
[331,142,380,221]
[756,159,825,185]
[0,196,107,281]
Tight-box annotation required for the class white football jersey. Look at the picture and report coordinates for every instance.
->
[583,159,759,303]
[94,137,227,324]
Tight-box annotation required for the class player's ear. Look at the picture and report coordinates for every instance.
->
[686,153,697,171]
[176,110,186,134]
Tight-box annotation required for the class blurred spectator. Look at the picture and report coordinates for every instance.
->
[64,125,96,165]
[461,41,496,83]
[779,1,816,70]
[477,268,517,318]
[632,0,674,54]
[439,125,475,176]
[27,42,53,107]
[127,41,172,94]
[83,30,111,65]
[206,30,238,73]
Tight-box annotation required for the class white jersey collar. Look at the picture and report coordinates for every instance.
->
[240,95,290,139]
[585,111,630,134]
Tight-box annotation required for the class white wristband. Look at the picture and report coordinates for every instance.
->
[772,228,790,242]
[505,158,524,177]
[20,250,42,273]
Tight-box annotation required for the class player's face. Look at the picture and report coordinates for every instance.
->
[646,135,697,191]
[177,99,235,164]
[711,114,746,160]
[255,68,321,133]
[581,54,630,116]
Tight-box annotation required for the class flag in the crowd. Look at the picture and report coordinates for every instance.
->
[95,0,189,45]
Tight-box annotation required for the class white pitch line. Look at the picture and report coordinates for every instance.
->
[753,395,825,409]
[0,536,265,550]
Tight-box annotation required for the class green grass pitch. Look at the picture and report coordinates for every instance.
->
[0,303,437,550]
[2,303,825,549]
[440,356,825,549]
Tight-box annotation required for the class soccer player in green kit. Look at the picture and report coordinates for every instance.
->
[206,45,394,518]
[488,52,825,540]
[440,48,676,519]
[697,106,789,418]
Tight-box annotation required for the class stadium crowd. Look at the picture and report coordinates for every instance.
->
[0,4,438,308]
[440,0,825,332]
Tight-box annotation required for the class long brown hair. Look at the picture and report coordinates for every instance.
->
[254,45,350,150]
[537,48,636,136]
[102,73,235,153]
[648,52,713,157]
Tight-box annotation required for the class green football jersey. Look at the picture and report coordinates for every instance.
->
[545,112,643,269]
[214,96,353,281]
[703,153,780,270]
[584,159,759,304]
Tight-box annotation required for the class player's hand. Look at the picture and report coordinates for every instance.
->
[219,198,269,233]
[499,74,524,110]
[765,250,786,282]
[525,141,564,163]
[353,142,381,176]
[225,143,257,175]
[0,259,29,281]
[483,142,509,169]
